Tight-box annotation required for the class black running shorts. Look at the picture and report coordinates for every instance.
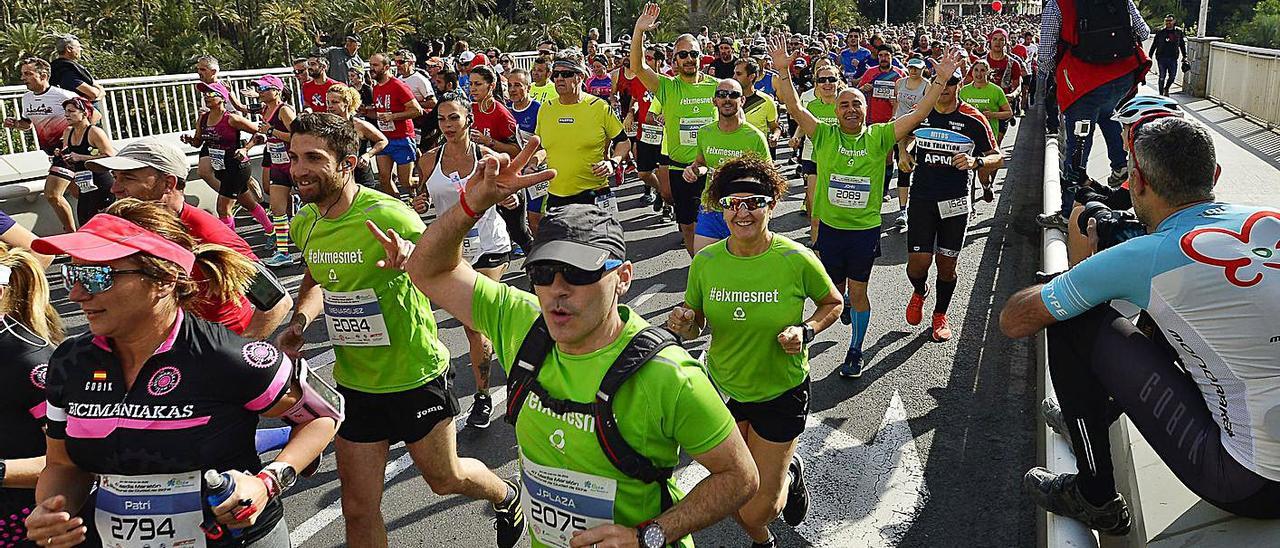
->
[336,375,459,444]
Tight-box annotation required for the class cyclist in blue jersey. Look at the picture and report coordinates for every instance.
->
[1000,116,1280,535]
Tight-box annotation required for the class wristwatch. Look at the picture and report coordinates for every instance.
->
[974,157,986,171]
[799,323,815,344]
[637,521,666,548]
[260,462,297,498]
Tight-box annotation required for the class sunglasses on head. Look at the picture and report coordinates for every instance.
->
[815,76,839,84]
[717,195,774,212]
[675,50,699,59]
[551,70,579,79]
[714,89,743,99]
[61,264,152,295]
[526,259,622,286]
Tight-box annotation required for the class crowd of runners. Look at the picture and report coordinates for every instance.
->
[2,1,1278,547]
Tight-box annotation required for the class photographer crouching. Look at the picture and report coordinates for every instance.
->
[1000,115,1280,535]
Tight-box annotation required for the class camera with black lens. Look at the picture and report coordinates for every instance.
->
[1077,201,1147,251]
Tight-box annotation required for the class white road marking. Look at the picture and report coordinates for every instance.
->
[628,283,666,309]
[289,388,509,546]
[676,390,926,547]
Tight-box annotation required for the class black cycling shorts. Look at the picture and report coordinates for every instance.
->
[798,159,818,176]
[267,165,292,187]
[337,375,459,444]
[906,197,969,257]
[634,138,661,173]
[666,161,705,226]
[726,378,810,443]
[212,151,252,199]
[1048,306,1280,518]
[814,222,880,283]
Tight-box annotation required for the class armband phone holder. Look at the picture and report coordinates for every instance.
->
[247,261,287,311]
[282,357,346,428]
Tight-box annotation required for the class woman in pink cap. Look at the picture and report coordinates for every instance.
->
[22,211,338,548]
[250,75,300,268]
[180,84,274,237]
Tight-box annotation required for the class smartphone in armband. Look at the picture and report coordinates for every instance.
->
[247,261,287,311]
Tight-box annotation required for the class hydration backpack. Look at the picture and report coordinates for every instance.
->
[1071,0,1137,63]
[505,317,681,510]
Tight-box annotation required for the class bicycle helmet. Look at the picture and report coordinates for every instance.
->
[1113,95,1183,124]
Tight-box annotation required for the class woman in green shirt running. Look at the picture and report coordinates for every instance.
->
[668,155,843,547]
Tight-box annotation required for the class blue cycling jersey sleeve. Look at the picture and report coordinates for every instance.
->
[1040,233,1160,320]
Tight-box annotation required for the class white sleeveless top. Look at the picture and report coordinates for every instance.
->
[424,142,511,263]
[895,78,928,119]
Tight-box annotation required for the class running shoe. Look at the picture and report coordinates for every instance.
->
[982,185,995,203]
[662,204,675,220]
[1107,167,1128,187]
[494,478,526,548]
[894,210,908,229]
[263,252,297,268]
[838,349,863,378]
[781,455,809,526]
[906,293,926,326]
[652,194,664,213]
[1035,212,1068,232]
[467,392,493,429]
[931,312,952,342]
[1042,397,1068,438]
[643,186,657,205]
[510,245,525,258]
[1023,468,1132,536]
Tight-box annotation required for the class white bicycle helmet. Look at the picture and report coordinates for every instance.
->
[1113,95,1183,125]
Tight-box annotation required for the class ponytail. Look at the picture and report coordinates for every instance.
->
[0,243,64,344]
[189,243,256,311]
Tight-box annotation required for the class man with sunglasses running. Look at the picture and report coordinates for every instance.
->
[684,79,770,254]
[274,113,525,548]
[376,137,756,548]
[631,3,722,255]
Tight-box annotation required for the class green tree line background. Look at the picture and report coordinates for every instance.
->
[0,0,1275,83]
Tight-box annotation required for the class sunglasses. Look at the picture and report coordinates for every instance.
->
[675,50,700,60]
[717,195,774,212]
[61,264,151,295]
[257,85,278,92]
[714,90,743,99]
[551,70,579,79]
[293,69,306,74]
[201,91,223,99]
[527,260,622,286]
[815,76,839,84]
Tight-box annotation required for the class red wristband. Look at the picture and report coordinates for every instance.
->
[256,471,280,500]
[457,187,484,219]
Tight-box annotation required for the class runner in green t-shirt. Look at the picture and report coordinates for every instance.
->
[685,78,770,253]
[631,6,720,256]
[957,59,1012,199]
[274,113,526,548]
[670,155,842,547]
[381,131,756,548]
[732,58,783,157]
[770,36,962,378]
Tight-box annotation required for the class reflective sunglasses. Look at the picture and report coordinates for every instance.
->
[527,260,623,286]
[714,90,743,99]
[61,264,151,295]
[675,50,700,60]
[551,70,579,80]
[718,195,774,212]
[815,76,839,84]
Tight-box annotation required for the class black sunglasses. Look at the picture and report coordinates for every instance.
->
[675,50,699,59]
[815,76,839,84]
[527,260,622,286]
[551,70,579,80]
[714,90,743,99]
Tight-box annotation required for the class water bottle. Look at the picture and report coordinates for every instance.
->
[202,470,243,539]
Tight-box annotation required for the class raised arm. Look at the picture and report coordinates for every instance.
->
[767,35,818,138]
[630,3,663,92]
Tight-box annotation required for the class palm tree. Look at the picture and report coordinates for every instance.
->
[0,22,50,81]
[352,0,415,52]
[259,1,307,64]
[195,0,244,41]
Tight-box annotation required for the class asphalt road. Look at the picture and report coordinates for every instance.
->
[50,108,1046,547]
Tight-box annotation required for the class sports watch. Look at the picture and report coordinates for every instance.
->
[638,521,667,548]
[800,323,815,344]
[259,462,297,498]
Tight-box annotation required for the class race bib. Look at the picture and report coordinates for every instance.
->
[461,227,482,264]
[377,117,395,132]
[267,141,289,165]
[528,179,550,200]
[520,453,617,548]
[594,190,620,216]
[95,472,205,548]
[873,80,896,100]
[828,174,871,209]
[938,197,970,219]
[73,171,97,192]
[209,148,226,171]
[678,117,713,147]
[640,123,663,145]
[322,288,391,347]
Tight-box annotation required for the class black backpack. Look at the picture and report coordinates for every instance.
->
[505,317,681,510]
[1071,0,1137,63]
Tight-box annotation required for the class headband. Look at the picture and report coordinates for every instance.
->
[722,178,773,197]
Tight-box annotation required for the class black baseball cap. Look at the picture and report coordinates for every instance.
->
[526,204,626,270]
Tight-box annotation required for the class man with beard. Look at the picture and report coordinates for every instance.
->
[275,113,526,548]
[368,53,425,198]
[631,3,721,256]
[708,37,739,79]
[301,56,341,113]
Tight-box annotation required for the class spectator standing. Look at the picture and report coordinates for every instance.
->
[1149,14,1187,96]
[313,33,364,82]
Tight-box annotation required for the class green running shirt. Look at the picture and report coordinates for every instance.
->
[958,83,1009,114]
[471,276,734,548]
[695,121,770,171]
[811,121,897,231]
[290,189,449,393]
[686,235,834,402]
[653,73,720,164]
